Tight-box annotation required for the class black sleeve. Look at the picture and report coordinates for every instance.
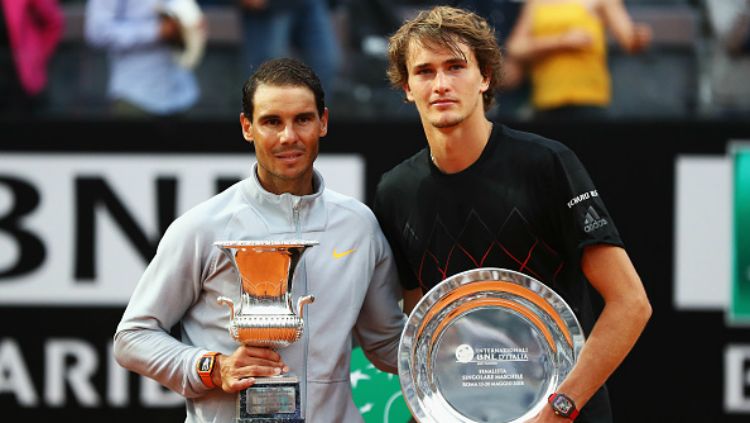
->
[551,147,624,254]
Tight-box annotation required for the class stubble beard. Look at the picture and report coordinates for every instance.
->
[429,96,486,129]
[430,112,464,129]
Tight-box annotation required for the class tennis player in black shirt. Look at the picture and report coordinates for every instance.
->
[373,6,651,423]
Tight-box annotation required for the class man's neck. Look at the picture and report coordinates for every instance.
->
[425,116,493,174]
[257,170,315,197]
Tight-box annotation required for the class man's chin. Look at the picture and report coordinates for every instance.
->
[279,165,314,180]
[430,115,464,129]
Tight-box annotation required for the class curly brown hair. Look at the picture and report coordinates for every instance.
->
[387,6,503,111]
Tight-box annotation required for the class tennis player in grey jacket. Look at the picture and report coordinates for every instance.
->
[113,58,406,423]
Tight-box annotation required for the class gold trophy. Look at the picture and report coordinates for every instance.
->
[215,240,317,423]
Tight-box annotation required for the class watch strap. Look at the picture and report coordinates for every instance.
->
[197,352,220,389]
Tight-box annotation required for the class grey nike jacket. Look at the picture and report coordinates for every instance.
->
[114,164,406,423]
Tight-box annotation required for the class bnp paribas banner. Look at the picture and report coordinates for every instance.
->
[732,145,750,323]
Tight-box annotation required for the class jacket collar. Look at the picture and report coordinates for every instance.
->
[240,163,327,234]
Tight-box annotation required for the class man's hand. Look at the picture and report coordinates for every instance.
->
[211,345,289,393]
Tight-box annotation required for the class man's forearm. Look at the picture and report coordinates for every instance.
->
[553,294,651,408]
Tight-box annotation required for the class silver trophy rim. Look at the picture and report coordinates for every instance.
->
[214,240,319,247]
[398,267,585,423]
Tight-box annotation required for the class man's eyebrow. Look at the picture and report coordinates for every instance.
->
[412,56,467,70]
[256,113,280,121]
[445,57,468,65]
[256,111,318,122]
[411,62,432,71]
[296,111,317,119]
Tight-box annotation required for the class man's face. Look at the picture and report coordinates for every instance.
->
[240,84,327,195]
[403,39,489,129]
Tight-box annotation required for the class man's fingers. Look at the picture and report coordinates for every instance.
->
[241,345,283,361]
[217,344,290,393]
[224,376,255,393]
[236,364,285,378]
[238,356,284,367]
[219,364,285,393]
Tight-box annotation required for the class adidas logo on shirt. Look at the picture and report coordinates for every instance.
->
[583,206,608,233]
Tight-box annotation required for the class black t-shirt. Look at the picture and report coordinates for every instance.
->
[373,124,622,423]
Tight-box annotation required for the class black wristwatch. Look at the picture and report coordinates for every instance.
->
[548,392,579,420]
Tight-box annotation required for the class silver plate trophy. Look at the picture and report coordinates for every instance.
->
[216,240,318,423]
[399,268,585,423]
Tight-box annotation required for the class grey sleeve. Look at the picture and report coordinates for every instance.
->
[352,226,407,374]
[113,217,212,398]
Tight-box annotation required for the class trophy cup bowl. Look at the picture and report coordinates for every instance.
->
[215,240,318,423]
[399,268,585,423]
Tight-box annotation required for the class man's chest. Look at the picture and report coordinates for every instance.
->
[397,187,564,290]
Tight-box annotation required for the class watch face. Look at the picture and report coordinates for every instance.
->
[553,395,573,415]
[199,356,214,372]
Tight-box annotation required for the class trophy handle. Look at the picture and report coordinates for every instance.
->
[296,295,315,317]
[217,296,235,320]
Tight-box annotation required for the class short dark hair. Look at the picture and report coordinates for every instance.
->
[387,6,503,111]
[242,58,326,119]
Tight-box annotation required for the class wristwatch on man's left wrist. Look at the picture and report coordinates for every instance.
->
[548,392,579,420]
[197,352,220,389]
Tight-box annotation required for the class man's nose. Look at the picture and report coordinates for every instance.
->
[279,124,298,144]
[433,71,450,93]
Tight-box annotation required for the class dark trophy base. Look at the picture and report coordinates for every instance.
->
[237,376,303,423]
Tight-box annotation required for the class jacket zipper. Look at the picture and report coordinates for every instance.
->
[292,199,301,237]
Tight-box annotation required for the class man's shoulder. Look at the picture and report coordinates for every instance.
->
[377,148,429,194]
[491,125,579,173]
[169,180,246,233]
[323,188,379,228]
[499,125,571,156]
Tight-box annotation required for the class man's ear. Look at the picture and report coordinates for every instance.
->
[240,112,253,143]
[403,83,414,102]
[319,107,329,137]
[480,69,491,93]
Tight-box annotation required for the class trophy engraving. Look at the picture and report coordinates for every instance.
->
[399,268,585,423]
[215,240,318,423]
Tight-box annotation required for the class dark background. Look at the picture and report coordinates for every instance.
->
[2,118,750,422]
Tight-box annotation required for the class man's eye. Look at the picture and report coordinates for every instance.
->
[416,68,433,75]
